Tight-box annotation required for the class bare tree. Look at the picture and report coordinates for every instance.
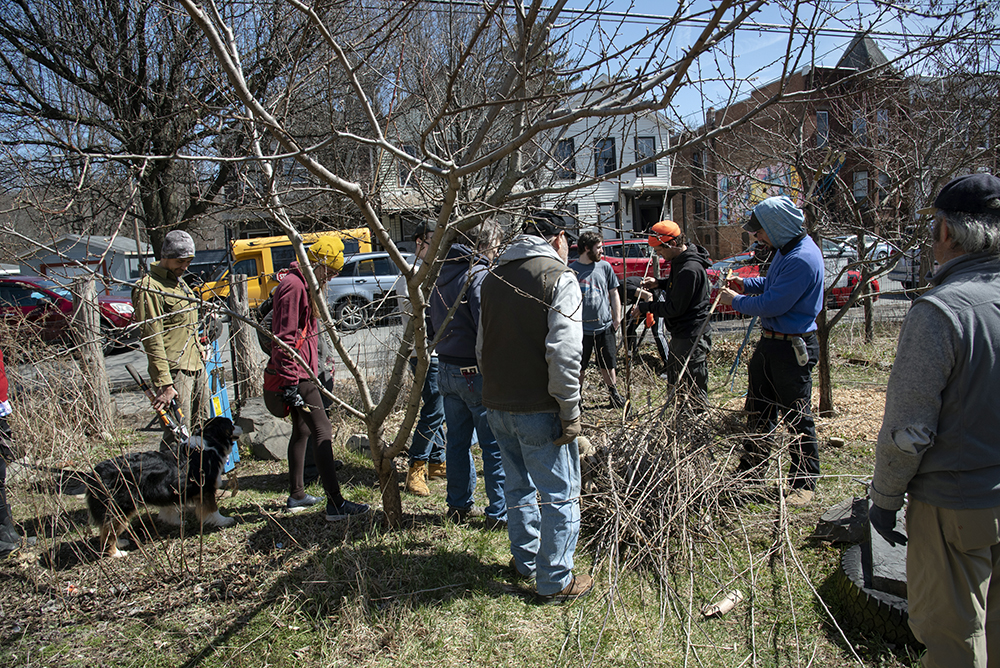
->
[171,0,775,526]
[0,0,311,252]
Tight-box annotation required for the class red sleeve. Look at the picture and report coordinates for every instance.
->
[269,276,314,386]
[0,349,7,403]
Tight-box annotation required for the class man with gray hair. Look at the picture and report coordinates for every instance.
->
[132,230,209,443]
[868,173,1000,667]
[479,211,592,605]
[429,219,506,529]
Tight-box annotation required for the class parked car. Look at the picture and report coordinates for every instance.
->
[600,238,669,282]
[708,243,879,316]
[833,234,898,261]
[0,276,136,353]
[326,252,415,331]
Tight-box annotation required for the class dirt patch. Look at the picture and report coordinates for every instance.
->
[814,386,887,443]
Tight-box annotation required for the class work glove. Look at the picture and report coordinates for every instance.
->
[869,503,907,546]
[554,416,582,446]
[281,385,307,410]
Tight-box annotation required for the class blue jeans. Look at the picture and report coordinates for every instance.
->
[486,409,581,596]
[437,362,506,520]
[407,357,446,466]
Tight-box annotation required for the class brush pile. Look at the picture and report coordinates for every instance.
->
[580,388,776,571]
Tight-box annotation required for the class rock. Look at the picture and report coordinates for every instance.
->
[828,437,846,448]
[812,496,869,543]
[346,433,369,455]
[236,397,292,461]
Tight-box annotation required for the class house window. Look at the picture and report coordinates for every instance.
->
[852,111,868,145]
[595,138,616,177]
[692,150,704,184]
[635,136,656,176]
[853,171,869,202]
[554,139,576,180]
[876,109,889,140]
[597,202,619,232]
[816,111,829,148]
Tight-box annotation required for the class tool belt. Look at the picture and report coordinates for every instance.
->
[761,330,814,341]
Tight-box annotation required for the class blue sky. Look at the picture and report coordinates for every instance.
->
[566,0,953,126]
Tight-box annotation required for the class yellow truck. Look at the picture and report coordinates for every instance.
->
[199,228,371,306]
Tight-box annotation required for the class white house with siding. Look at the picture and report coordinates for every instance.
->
[540,79,681,239]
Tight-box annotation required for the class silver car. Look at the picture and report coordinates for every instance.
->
[326,251,415,330]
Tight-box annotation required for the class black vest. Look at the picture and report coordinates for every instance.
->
[480,254,572,414]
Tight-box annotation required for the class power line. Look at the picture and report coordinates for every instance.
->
[397,0,992,44]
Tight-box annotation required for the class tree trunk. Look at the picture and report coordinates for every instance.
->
[816,309,835,417]
[863,292,874,343]
[371,427,402,528]
[229,275,264,401]
[71,276,115,432]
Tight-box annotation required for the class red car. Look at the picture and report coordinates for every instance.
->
[600,238,669,282]
[707,250,879,316]
[0,276,136,353]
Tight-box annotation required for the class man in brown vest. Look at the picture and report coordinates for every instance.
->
[477,211,593,605]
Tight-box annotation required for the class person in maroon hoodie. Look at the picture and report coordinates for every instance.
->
[263,237,370,520]
[0,348,21,557]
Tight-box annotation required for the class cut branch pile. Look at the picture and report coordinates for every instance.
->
[581,391,777,572]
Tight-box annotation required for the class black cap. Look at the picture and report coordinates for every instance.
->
[524,210,570,237]
[920,173,1000,216]
[412,222,432,243]
[742,211,762,233]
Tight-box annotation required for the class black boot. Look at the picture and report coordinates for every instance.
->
[609,388,626,409]
[0,514,19,558]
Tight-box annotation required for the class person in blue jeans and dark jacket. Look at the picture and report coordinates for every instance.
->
[429,219,506,529]
[719,195,825,506]
[394,223,447,496]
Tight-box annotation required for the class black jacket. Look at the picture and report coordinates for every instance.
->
[638,244,712,338]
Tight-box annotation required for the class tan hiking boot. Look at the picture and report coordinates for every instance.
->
[785,488,815,507]
[537,573,594,605]
[427,462,447,480]
[405,462,430,496]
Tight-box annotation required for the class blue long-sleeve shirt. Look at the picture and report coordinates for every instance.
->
[732,235,824,334]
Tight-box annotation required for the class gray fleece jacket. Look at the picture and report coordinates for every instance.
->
[870,252,1000,510]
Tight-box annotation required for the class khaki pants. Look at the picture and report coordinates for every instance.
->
[159,366,209,453]
[907,498,1000,668]
[172,366,210,429]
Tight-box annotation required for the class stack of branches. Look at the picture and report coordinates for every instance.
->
[581,389,775,574]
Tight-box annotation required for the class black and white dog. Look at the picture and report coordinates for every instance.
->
[85,416,240,558]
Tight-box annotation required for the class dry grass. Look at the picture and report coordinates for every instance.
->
[0,322,921,667]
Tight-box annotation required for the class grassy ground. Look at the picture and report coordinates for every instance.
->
[0,318,923,667]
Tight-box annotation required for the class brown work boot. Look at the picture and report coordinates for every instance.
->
[427,462,447,480]
[785,488,815,507]
[405,462,430,497]
[536,573,594,605]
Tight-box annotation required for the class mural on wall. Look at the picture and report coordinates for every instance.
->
[717,164,803,225]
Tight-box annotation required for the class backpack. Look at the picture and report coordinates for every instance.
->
[255,294,275,355]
